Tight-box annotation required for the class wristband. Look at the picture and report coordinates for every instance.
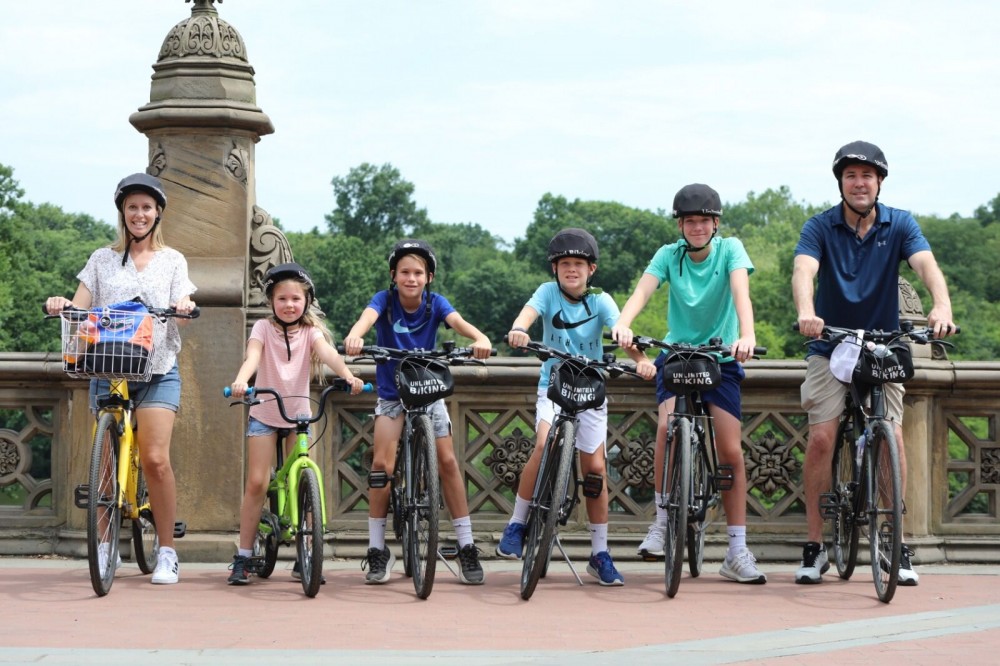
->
[510,326,527,334]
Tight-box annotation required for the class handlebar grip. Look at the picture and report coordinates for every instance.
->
[336,344,346,354]
[791,323,801,332]
[188,306,201,319]
[222,386,255,398]
[362,383,374,392]
[754,346,768,356]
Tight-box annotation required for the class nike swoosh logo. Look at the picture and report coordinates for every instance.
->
[393,318,429,334]
[552,310,598,330]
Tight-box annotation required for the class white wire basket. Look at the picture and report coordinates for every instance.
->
[60,307,159,382]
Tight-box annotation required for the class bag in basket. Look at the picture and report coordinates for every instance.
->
[659,351,721,394]
[853,341,914,385]
[547,358,606,412]
[84,300,154,376]
[395,356,454,408]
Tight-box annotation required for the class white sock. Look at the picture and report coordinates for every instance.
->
[368,517,387,550]
[654,493,668,524]
[511,495,530,525]
[237,548,252,558]
[453,516,473,547]
[159,546,176,558]
[727,525,747,557]
[589,523,609,554]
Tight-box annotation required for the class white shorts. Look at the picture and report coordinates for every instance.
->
[535,387,607,455]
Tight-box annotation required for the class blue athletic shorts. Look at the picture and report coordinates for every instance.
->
[654,353,744,420]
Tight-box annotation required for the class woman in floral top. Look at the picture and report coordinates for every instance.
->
[45,173,196,586]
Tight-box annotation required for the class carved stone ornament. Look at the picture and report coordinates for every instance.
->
[161,1,246,63]
[248,206,294,307]
[484,428,535,490]
[226,140,249,185]
[899,277,925,319]
[610,437,656,490]
[148,144,167,176]
[744,430,799,498]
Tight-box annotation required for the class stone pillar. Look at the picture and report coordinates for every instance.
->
[127,0,277,556]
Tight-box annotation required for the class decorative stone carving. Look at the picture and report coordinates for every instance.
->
[148,144,167,176]
[160,1,246,63]
[744,430,799,497]
[484,427,535,490]
[611,437,656,490]
[899,277,925,320]
[248,205,293,307]
[983,447,1000,486]
[226,140,249,185]
[0,433,21,481]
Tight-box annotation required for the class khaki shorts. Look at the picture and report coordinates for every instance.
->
[801,356,904,425]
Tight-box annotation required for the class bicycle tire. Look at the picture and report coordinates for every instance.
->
[521,420,576,601]
[87,412,122,597]
[686,436,711,578]
[664,417,691,598]
[408,413,439,599]
[131,460,158,574]
[831,420,861,580]
[867,421,902,603]
[295,467,325,597]
[254,485,280,579]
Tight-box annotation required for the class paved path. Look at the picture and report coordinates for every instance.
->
[1,557,997,665]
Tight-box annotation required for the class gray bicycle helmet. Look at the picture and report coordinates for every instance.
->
[672,183,722,218]
[114,173,167,212]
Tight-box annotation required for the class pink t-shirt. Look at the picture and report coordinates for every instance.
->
[247,318,322,429]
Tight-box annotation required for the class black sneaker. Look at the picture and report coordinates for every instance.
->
[794,541,830,584]
[897,545,920,586]
[457,544,485,585]
[362,546,395,585]
[227,555,250,585]
[291,560,326,585]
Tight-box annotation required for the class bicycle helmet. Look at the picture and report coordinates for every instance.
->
[114,173,167,212]
[263,262,316,361]
[546,228,599,263]
[832,141,888,180]
[672,183,722,219]
[388,239,437,274]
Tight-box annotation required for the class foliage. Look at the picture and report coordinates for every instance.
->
[324,162,429,243]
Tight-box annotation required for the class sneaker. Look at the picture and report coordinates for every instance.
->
[720,548,767,584]
[151,549,179,585]
[587,551,624,586]
[794,541,829,584]
[227,555,250,585]
[96,542,122,574]
[496,522,525,560]
[362,546,395,585]
[457,544,485,585]
[291,560,326,585]
[897,545,920,586]
[637,522,666,558]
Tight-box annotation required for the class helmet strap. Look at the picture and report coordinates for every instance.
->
[676,225,717,277]
[120,218,160,267]
[840,181,881,237]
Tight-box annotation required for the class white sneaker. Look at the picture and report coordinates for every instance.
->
[151,549,179,585]
[97,542,121,574]
[897,545,920,586]
[720,548,767,584]
[637,522,666,558]
[795,542,830,584]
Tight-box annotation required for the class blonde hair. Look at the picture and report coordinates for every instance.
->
[111,207,167,253]
[266,278,335,385]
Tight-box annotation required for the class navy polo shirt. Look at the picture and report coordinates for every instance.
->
[794,202,930,356]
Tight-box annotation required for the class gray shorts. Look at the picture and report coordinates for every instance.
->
[801,355,904,424]
[375,397,452,438]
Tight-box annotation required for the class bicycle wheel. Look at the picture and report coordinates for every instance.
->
[295,467,324,597]
[867,421,902,603]
[831,421,861,580]
[664,418,691,598]
[521,420,576,601]
[254,485,280,579]
[407,414,439,599]
[131,460,158,574]
[87,412,121,597]
[686,436,712,578]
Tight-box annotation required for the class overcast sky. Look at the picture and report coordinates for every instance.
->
[2,1,998,243]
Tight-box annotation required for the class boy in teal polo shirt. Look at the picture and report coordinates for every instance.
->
[612,183,767,585]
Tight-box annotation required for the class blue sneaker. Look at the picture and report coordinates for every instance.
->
[587,551,624,586]
[496,522,526,559]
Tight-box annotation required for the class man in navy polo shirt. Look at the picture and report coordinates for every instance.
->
[791,140,956,586]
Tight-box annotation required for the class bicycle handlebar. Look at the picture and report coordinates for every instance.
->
[43,302,201,320]
[503,334,643,379]
[223,380,374,426]
[604,331,767,359]
[791,322,959,348]
[337,342,498,366]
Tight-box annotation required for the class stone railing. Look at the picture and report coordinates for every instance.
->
[2,352,998,562]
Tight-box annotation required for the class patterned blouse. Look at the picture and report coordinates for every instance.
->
[77,247,197,375]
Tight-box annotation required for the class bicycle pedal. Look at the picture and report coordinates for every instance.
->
[173,521,187,538]
[715,464,735,492]
[640,553,664,562]
[819,492,839,520]
[439,545,458,560]
[73,484,89,509]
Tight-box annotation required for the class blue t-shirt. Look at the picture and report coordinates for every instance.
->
[525,281,620,390]
[794,202,930,357]
[368,289,456,400]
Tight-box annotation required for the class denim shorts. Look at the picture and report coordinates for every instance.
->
[246,416,309,438]
[654,354,744,420]
[375,398,452,438]
[90,363,181,412]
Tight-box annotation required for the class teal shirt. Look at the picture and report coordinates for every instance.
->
[644,236,754,348]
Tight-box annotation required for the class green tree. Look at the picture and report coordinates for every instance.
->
[325,163,429,243]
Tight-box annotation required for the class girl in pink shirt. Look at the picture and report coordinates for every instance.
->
[226,263,363,584]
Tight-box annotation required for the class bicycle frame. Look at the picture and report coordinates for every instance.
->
[269,426,328,540]
[668,391,723,525]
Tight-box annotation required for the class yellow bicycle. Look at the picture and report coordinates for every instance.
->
[50,301,197,596]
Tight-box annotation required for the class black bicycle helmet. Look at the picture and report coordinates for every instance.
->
[388,239,437,274]
[832,141,888,180]
[263,262,316,303]
[114,173,167,212]
[672,183,722,219]
[546,228,599,263]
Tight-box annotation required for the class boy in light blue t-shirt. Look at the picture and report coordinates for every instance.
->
[497,228,650,586]
[612,184,767,585]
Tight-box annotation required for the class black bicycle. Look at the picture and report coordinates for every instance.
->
[509,337,639,601]
[626,334,765,598]
[797,322,955,603]
[342,341,493,599]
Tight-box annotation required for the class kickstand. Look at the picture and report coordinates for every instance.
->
[553,535,584,586]
[437,549,458,578]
